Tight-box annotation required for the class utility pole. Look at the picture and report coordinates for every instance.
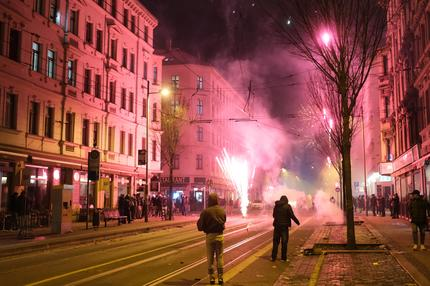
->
[361,106,368,216]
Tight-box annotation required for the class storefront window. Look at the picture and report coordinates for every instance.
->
[27,167,49,211]
[118,176,130,196]
[413,170,421,193]
[79,172,95,209]
[425,165,430,201]
[1,170,8,211]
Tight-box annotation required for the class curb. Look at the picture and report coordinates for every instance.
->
[0,219,196,259]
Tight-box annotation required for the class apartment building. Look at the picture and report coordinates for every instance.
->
[0,0,163,218]
[383,0,430,216]
[158,48,248,211]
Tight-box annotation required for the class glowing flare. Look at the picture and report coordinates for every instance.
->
[216,148,250,217]
[321,32,331,46]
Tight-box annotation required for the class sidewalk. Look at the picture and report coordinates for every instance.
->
[0,214,198,258]
[274,214,425,286]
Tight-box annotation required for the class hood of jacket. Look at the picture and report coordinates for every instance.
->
[208,193,219,207]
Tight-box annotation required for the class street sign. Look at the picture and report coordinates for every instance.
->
[138,149,147,165]
[88,150,100,181]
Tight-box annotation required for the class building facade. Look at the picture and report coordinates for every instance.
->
[382,0,430,216]
[158,48,248,211]
[0,0,163,220]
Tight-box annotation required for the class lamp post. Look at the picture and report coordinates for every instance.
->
[144,81,169,222]
[361,106,368,216]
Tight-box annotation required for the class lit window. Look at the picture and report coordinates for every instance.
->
[47,50,56,78]
[31,42,41,72]
[197,76,203,89]
[171,75,180,88]
[197,99,203,115]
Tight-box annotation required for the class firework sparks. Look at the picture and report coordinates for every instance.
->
[216,148,250,217]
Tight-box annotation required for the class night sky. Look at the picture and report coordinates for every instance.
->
[141,0,323,186]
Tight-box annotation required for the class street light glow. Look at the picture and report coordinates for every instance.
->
[160,87,170,97]
[321,32,331,46]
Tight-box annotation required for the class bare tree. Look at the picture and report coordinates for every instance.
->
[259,0,386,246]
[161,96,188,220]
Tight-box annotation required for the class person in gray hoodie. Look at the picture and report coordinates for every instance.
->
[271,195,300,261]
[197,193,226,285]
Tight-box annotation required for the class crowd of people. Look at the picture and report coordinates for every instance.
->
[117,193,189,223]
[353,193,400,218]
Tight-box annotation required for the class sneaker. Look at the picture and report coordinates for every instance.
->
[421,245,426,251]
[218,278,224,285]
[413,244,418,250]
[209,278,215,285]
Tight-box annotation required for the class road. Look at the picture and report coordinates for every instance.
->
[0,212,314,286]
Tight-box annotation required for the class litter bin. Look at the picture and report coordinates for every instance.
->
[92,208,101,228]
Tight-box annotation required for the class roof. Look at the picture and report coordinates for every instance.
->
[155,48,209,66]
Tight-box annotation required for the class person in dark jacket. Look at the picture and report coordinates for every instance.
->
[408,190,430,250]
[392,193,400,219]
[271,195,300,261]
[197,193,226,285]
[370,194,377,216]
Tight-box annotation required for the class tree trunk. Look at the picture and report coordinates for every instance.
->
[168,163,173,220]
[342,129,356,247]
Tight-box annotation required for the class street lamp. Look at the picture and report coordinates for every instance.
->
[144,80,170,222]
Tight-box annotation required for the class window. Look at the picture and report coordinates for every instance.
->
[84,69,92,94]
[109,81,116,103]
[111,0,117,17]
[131,15,136,33]
[153,66,158,84]
[197,76,203,89]
[95,74,101,98]
[151,140,156,161]
[382,55,388,76]
[108,126,115,152]
[97,0,104,8]
[47,50,56,78]
[197,99,203,115]
[384,96,390,118]
[96,30,103,52]
[0,22,4,56]
[28,101,40,135]
[129,92,134,113]
[31,42,41,72]
[171,75,180,88]
[123,9,129,27]
[67,60,76,86]
[9,29,21,62]
[196,154,203,170]
[122,48,127,68]
[34,0,45,15]
[85,22,93,44]
[152,103,157,121]
[82,119,90,146]
[49,0,60,24]
[142,98,147,117]
[144,26,148,42]
[143,61,148,79]
[44,106,54,138]
[65,112,75,142]
[93,122,99,147]
[130,53,135,73]
[4,93,17,129]
[120,131,125,154]
[386,139,391,162]
[110,39,117,60]
[70,10,79,35]
[173,154,180,169]
[197,126,203,142]
[128,133,133,156]
[121,88,126,109]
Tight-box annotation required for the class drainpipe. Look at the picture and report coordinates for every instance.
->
[59,0,70,155]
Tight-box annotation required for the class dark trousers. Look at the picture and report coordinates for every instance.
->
[272,226,289,260]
